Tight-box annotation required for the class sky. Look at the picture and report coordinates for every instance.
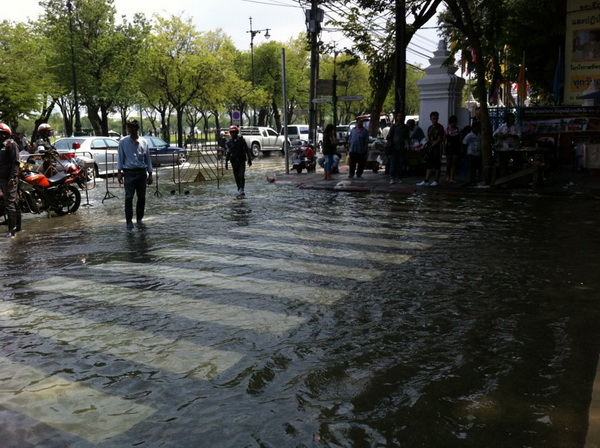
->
[2,0,442,67]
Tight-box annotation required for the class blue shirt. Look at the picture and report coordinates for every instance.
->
[117,135,153,173]
[348,126,370,153]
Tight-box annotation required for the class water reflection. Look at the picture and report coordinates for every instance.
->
[1,159,599,447]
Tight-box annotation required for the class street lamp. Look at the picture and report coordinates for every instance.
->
[247,17,270,125]
[66,0,82,136]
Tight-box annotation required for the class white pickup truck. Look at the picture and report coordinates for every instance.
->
[239,126,285,157]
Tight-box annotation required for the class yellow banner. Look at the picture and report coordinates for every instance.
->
[565,0,600,104]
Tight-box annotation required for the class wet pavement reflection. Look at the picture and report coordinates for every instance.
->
[1,156,600,447]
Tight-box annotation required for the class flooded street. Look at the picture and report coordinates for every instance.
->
[1,157,600,447]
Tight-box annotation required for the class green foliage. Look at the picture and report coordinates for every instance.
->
[441,0,567,102]
[0,21,48,129]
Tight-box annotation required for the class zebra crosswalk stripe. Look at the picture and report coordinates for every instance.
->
[0,356,156,444]
[0,300,243,380]
[231,227,431,250]
[92,261,348,305]
[192,236,413,266]
[151,248,381,282]
[30,276,306,335]
[264,220,451,239]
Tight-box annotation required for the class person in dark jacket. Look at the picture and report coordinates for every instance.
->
[225,125,252,196]
[386,111,410,184]
[0,123,22,237]
[321,124,337,180]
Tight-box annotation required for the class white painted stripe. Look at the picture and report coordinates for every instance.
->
[150,248,380,282]
[30,276,305,335]
[231,227,431,250]
[333,214,465,229]
[192,236,413,266]
[92,261,348,305]
[0,356,156,444]
[0,301,242,380]
[264,221,450,239]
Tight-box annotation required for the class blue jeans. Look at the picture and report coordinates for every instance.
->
[323,154,335,172]
[389,150,405,180]
[124,169,147,223]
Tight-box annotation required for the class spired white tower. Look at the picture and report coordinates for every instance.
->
[417,40,469,130]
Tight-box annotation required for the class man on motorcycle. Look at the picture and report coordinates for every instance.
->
[34,123,53,152]
[0,123,22,237]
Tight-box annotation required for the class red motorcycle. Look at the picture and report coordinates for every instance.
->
[15,149,86,216]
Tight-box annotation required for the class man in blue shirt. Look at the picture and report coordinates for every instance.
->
[117,118,153,230]
[347,117,370,178]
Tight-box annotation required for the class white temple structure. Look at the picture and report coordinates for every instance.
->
[416,40,470,129]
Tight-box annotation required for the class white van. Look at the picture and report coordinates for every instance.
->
[280,125,323,149]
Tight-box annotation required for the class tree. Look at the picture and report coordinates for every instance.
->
[144,14,222,147]
[318,53,371,125]
[326,0,441,135]
[0,21,49,133]
[40,0,149,136]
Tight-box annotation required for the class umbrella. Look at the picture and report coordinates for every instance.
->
[578,90,600,100]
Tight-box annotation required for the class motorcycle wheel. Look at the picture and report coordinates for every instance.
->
[53,185,81,216]
[295,166,303,174]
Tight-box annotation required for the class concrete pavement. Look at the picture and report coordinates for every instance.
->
[270,162,600,198]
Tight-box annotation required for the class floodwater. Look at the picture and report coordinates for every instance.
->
[1,157,599,447]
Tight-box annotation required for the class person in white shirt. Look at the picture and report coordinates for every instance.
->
[493,112,521,149]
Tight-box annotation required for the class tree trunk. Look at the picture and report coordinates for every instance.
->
[87,106,102,136]
[368,55,395,136]
[473,46,494,185]
[176,107,184,147]
[100,104,110,136]
[272,98,281,132]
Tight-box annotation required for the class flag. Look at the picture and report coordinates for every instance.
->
[488,64,503,105]
[553,47,564,105]
[517,52,526,103]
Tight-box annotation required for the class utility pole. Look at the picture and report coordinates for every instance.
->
[332,47,338,127]
[306,0,323,146]
[66,0,82,136]
[247,17,270,126]
[394,0,406,115]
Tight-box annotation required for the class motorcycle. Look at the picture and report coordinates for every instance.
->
[366,138,387,173]
[291,142,316,174]
[9,149,85,217]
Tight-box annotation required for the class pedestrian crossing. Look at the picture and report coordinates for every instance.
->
[0,201,477,444]
[29,276,306,335]
[0,356,157,444]
[188,235,414,265]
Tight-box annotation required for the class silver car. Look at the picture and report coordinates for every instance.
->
[54,136,120,176]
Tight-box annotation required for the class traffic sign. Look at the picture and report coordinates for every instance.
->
[232,110,241,125]
[312,97,333,104]
[337,95,364,102]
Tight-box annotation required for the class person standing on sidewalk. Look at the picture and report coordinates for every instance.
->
[386,111,410,184]
[445,115,461,183]
[347,117,370,178]
[463,122,482,185]
[0,124,22,238]
[117,118,153,230]
[225,125,252,196]
[322,124,337,180]
[417,111,445,187]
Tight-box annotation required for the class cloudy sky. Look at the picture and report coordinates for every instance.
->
[3,0,441,66]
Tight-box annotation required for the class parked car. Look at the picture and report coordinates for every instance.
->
[348,114,390,136]
[280,125,323,150]
[336,125,348,149]
[141,136,188,166]
[107,130,122,140]
[54,136,120,176]
[238,126,285,157]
